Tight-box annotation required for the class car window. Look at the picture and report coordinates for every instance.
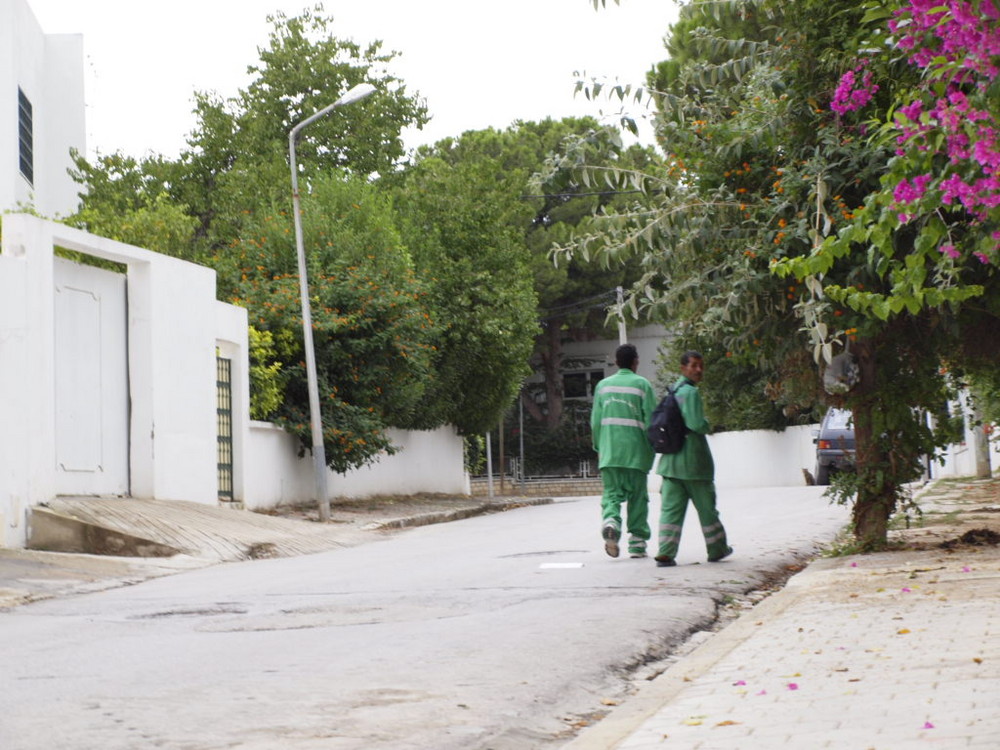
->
[825,408,853,430]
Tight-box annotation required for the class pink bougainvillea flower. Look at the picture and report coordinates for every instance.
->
[756,689,767,696]
[901,587,912,593]
[787,683,799,691]
[733,680,747,686]
[831,62,880,114]
[962,566,972,572]
[923,721,935,729]
[850,562,858,567]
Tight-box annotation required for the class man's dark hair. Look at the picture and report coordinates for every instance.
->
[615,344,639,369]
[680,350,704,366]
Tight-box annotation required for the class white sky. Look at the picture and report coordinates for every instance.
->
[27,0,679,159]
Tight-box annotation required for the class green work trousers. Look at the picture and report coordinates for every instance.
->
[600,467,651,554]
[657,477,729,560]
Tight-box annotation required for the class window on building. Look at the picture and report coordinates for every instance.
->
[18,88,34,185]
[563,370,605,400]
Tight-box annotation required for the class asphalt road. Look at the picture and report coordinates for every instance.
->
[0,487,849,750]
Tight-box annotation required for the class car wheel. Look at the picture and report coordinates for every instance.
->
[816,465,830,485]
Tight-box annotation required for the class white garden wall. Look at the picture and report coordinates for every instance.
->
[932,398,1000,479]
[642,420,997,495]
[709,424,819,489]
[244,423,467,511]
[0,214,470,547]
[0,215,231,546]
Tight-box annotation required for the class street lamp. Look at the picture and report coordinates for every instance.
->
[289,82,376,522]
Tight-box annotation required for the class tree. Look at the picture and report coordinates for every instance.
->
[70,6,429,260]
[408,120,657,440]
[64,8,441,474]
[223,174,440,473]
[393,150,539,436]
[527,123,659,429]
[558,0,999,548]
[66,152,199,261]
[776,0,1000,540]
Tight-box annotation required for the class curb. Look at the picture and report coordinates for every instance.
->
[561,559,817,749]
[363,497,555,530]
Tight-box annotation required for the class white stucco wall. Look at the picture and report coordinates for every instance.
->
[641,420,998,497]
[0,214,484,547]
[0,0,85,217]
[710,424,819,489]
[245,423,468,511]
[0,254,30,547]
[931,401,1000,479]
[0,215,234,545]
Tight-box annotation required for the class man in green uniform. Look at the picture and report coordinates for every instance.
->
[591,344,657,558]
[654,351,732,567]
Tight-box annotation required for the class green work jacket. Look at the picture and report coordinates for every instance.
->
[656,376,715,481]
[590,368,656,472]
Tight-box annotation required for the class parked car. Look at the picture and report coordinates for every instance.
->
[814,407,855,485]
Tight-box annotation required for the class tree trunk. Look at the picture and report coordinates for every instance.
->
[522,394,544,424]
[850,338,897,550]
[541,321,565,430]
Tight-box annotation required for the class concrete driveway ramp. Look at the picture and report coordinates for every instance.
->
[29,506,182,557]
[27,497,352,561]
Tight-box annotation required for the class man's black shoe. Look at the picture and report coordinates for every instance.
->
[708,546,734,563]
[654,556,676,567]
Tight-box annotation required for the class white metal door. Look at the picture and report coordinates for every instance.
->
[54,257,129,495]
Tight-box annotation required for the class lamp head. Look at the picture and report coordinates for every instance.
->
[334,83,376,107]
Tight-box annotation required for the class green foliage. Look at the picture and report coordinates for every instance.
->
[401,120,656,435]
[463,435,487,475]
[505,401,595,476]
[70,7,429,261]
[65,8,536,473]
[563,0,1000,548]
[180,6,426,252]
[247,326,285,421]
[71,193,199,262]
[228,174,439,473]
[393,146,539,435]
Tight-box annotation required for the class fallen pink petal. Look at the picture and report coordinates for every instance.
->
[756,690,767,696]
[962,566,972,572]
[850,562,858,567]
[923,722,935,729]
[901,587,912,593]
[733,680,746,686]
[787,683,799,691]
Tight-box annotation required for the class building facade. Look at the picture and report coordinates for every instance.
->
[0,0,85,217]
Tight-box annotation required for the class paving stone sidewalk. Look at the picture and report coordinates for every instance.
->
[565,477,1000,749]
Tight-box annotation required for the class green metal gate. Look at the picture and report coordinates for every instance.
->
[217,356,234,501]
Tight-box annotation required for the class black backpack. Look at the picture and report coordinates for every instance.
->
[647,387,688,454]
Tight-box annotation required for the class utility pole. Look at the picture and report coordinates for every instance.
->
[616,286,627,345]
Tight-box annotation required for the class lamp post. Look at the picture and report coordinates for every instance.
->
[289,82,376,522]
